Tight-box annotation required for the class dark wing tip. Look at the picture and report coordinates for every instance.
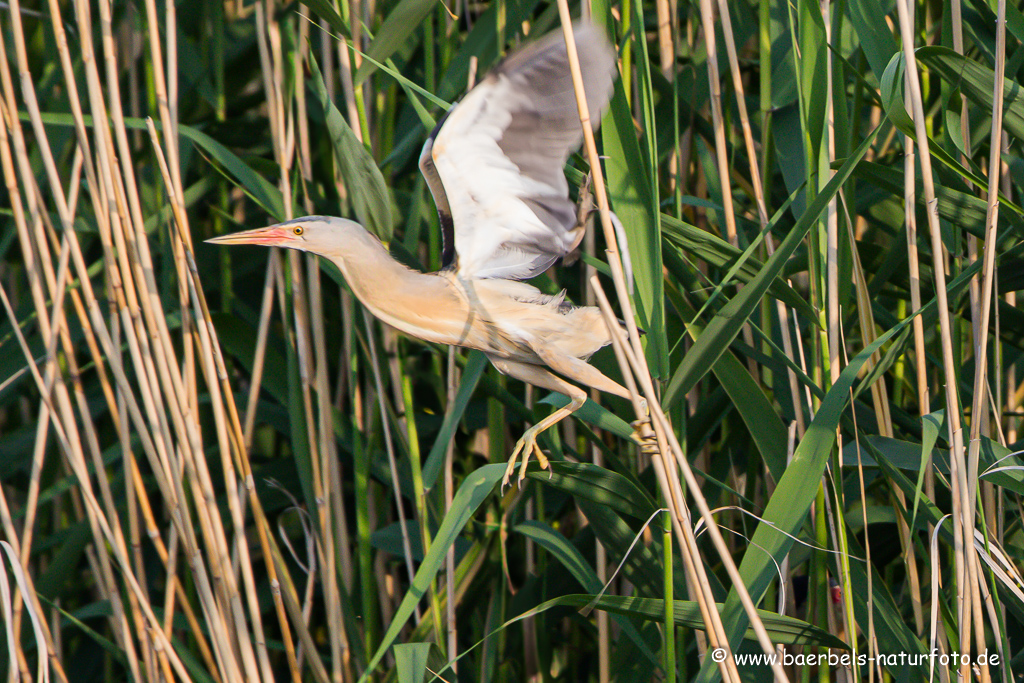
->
[419,110,458,269]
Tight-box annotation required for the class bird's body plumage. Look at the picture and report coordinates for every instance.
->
[209,24,635,484]
[301,218,612,365]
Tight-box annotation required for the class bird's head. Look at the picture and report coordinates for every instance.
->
[206,215,364,258]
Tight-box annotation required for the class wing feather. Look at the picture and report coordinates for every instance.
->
[418,23,616,280]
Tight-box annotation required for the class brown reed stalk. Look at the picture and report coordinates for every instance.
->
[893,1,989,680]
[560,8,792,680]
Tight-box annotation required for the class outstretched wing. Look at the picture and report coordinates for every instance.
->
[418,23,616,281]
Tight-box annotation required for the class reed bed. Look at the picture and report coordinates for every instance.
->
[1,0,1022,681]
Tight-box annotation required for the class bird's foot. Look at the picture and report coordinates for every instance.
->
[630,399,659,456]
[629,398,651,436]
[503,427,550,489]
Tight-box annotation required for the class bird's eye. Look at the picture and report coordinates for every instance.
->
[293,227,304,236]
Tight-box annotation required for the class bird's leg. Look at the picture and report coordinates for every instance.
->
[525,342,658,455]
[508,391,586,485]
[487,356,589,487]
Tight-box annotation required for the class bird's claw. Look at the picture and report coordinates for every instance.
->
[630,401,659,456]
[502,429,549,490]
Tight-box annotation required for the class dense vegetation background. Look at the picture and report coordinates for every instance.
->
[2,0,1024,680]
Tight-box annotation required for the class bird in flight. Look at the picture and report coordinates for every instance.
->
[209,23,635,486]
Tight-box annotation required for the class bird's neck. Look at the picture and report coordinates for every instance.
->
[321,229,462,341]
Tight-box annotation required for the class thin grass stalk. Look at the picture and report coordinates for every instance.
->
[893,1,979,678]
[820,470,852,683]
[713,0,805,436]
[964,2,1008,679]
[663,507,676,683]
[296,25,349,677]
[363,309,419,597]
[900,6,935,644]
[446,346,458,669]
[998,131,1013,567]
[243,256,283,447]
[400,369,445,651]
[695,0,760,383]
[583,183,611,683]
[847,396,879,682]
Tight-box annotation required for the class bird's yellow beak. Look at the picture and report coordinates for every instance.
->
[205,224,294,247]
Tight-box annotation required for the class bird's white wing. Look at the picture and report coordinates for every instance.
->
[418,23,616,281]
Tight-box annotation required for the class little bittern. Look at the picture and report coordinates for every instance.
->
[209,23,634,485]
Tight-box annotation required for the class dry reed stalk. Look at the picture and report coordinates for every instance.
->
[572,9,797,680]
[320,11,359,608]
[0,277,196,681]
[558,9,780,679]
[86,14,204,674]
[98,104,264,683]
[592,279,739,680]
[142,0,198,441]
[3,5,152,678]
[893,1,990,680]
[256,4,363,680]
[599,279,796,682]
[694,0,761,386]
[149,113,315,683]
[296,23,350,677]
[711,0,806,438]
[964,0,1008,677]
[655,0,673,77]
[446,345,458,669]
[581,176,612,683]
[900,5,936,642]
[244,254,284,447]
[945,6,979,667]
